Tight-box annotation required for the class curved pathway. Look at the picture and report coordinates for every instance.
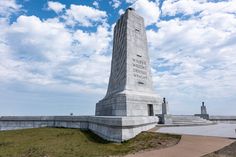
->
[125,135,235,157]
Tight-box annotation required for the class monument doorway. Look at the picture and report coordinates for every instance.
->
[148,104,154,116]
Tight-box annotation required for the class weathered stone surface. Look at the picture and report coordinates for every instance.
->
[96,8,161,116]
[0,116,158,142]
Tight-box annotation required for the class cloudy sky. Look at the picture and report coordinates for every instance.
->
[0,0,236,116]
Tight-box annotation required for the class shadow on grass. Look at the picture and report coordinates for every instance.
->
[80,130,111,144]
[53,127,111,144]
[0,142,13,147]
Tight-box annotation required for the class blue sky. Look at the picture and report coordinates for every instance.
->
[0,0,236,116]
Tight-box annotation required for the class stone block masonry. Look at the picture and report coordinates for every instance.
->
[95,8,162,117]
[0,116,158,142]
[92,8,162,141]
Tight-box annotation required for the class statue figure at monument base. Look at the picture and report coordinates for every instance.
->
[195,101,209,120]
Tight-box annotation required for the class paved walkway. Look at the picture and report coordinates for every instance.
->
[157,123,236,138]
[125,135,235,157]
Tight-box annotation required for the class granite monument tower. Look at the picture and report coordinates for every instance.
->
[96,8,161,116]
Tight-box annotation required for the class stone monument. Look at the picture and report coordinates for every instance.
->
[162,97,168,115]
[158,97,173,124]
[96,8,161,116]
[195,101,209,120]
[201,102,207,115]
[200,101,209,119]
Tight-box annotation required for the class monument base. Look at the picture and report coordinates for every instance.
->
[157,114,173,124]
[96,91,162,116]
[195,114,209,120]
[0,116,158,142]
[89,116,158,142]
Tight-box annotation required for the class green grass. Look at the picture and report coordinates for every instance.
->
[0,128,181,157]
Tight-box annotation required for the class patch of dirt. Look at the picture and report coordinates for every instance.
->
[123,132,181,154]
[203,141,236,157]
[21,147,48,157]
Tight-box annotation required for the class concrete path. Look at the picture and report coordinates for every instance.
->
[157,123,236,138]
[125,135,235,157]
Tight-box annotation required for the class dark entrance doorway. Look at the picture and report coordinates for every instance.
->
[147,104,154,116]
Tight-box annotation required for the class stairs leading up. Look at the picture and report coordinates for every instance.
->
[171,115,214,125]
[171,115,212,125]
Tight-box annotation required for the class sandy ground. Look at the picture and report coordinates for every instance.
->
[125,135,235,157]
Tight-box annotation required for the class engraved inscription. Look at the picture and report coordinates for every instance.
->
[132,58,147,81]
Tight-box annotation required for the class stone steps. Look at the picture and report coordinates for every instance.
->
[171,115,213,125]
[172,121,212,125]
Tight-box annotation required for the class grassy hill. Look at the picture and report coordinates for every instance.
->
[0,128,180,157]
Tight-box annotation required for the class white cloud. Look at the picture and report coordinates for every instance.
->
[1,0,236,115]
[110,0,121,9]
[126,0,137,3]
[162,0,203,16]
[47,1,65,13]
[93,1,99,8]
[65,4,107,27]
[0,15,71,85]
[0,9,112,91]
[68,54,111,85]
[162,0,236,17]
[118,9,124,15]
[73,25,112,55]
[131,0,160,26]
[7,15,72,62]
[0,0,21,18]
[146,1,236,107]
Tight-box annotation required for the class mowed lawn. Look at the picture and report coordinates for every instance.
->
[0,128,181,157]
